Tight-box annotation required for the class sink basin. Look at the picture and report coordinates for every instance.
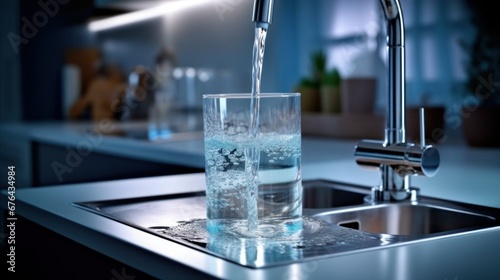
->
[308,200,499,237]
[303,180,500,240]
[73,179,500,268]
[303,180,369,208]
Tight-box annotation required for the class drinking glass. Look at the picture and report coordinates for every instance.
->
[203,93,302,236]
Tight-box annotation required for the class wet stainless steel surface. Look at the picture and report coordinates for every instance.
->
[72,179,500,269]
[73,189,383,268]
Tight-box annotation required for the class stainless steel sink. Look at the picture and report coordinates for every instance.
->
[73,179,500,268]
[307,201,499,236]
[303,180,500,241]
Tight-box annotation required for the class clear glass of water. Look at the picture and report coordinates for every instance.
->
[203,93,302,237]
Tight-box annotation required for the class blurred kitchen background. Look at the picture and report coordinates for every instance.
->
[0,0,475,120]
[1,0,498,187]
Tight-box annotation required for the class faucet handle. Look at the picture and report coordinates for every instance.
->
[355,140,440,178]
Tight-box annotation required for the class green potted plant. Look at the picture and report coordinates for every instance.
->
[320,67,342,114]
[311,50,327,84]
[460,0,500,146]
[294,50,326,112]
[295,77,320,112]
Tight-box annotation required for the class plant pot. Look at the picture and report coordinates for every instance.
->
[462,106,500,147]
[406,106,446,145]
[320,86,341,114]
[341,78,376,115]
[296,87,320,113]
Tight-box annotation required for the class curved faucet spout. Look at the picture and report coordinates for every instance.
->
[380,0,401,21]
[379,0,405,145]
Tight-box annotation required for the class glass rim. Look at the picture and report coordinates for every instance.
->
[203,92,300,99]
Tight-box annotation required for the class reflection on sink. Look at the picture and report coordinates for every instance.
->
[303,180,500,240]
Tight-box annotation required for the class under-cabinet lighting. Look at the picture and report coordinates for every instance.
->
[88,0,211,32]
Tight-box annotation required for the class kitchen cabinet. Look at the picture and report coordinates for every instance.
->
[0,122,205,188]
[31,141,202,186]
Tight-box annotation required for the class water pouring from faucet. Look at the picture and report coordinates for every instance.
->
[251,0,274,99]
[242,0,276,231]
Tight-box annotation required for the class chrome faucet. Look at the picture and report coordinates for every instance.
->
[251,0,439,202]
[252,0,274,30]
[355,0,440,202]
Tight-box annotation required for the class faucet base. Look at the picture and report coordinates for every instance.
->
[364,187,420,204]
